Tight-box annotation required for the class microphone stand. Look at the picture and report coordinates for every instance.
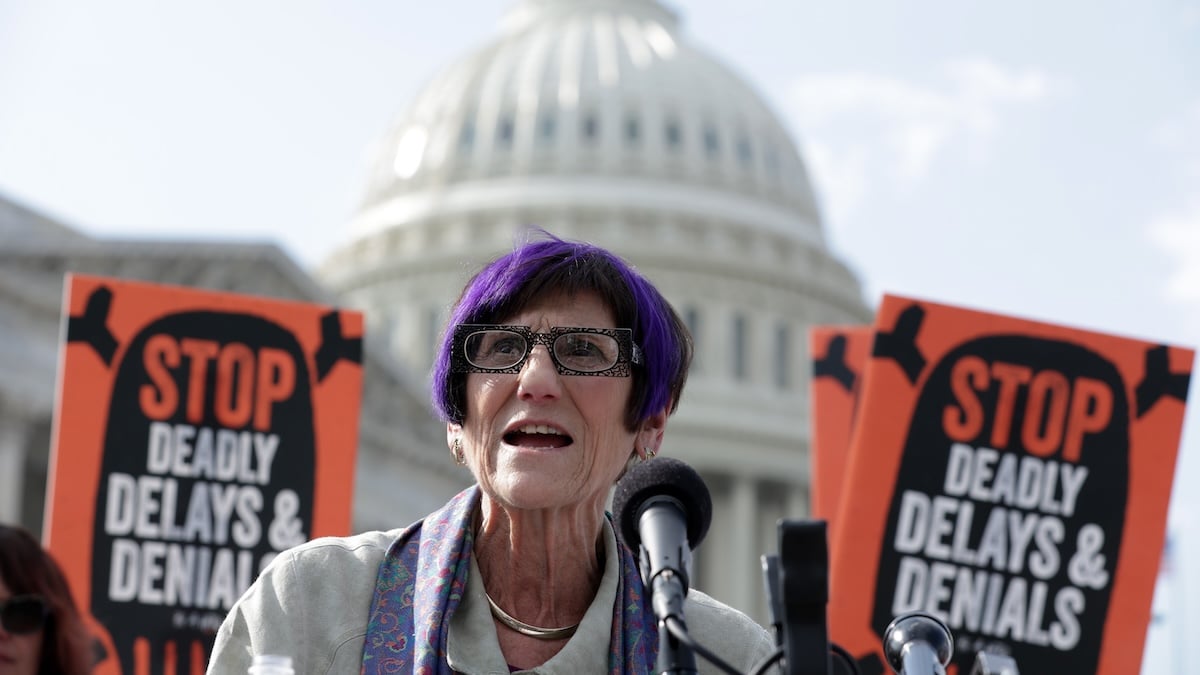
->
[651,569,698,674]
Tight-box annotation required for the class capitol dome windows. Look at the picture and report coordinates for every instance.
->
[581,111,600,143]
[537,114,556,144]
[664,117,682,150]
[774,322,792,389]
[458,118,475,155]
[732,312,749,381]
[624,113,641,146]
[736,135,754,167]
[496,116,515,149]
[702,125,720,159]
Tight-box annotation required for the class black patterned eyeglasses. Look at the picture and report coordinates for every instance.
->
[451,325,643,377]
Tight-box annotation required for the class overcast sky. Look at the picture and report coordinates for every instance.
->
[1,0,1197,671]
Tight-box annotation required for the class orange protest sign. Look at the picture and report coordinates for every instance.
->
[44,274,364,675]
[809,325,873,524]
[828,294,1191,675]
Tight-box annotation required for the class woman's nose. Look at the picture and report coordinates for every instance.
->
[517,345,563,400]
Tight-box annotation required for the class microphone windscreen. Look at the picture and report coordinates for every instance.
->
[613,456,712,550]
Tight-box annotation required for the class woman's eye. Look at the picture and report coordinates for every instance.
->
[563,338,601,356]
[572,343,599,356]
[491,337,524,355]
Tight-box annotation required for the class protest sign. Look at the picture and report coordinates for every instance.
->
[44,274,364,675]
[828,294,1191,674]
[809,325,872,523]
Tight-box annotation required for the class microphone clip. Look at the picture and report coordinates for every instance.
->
[761,519,832,675]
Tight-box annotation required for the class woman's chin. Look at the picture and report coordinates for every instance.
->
[487,474,589,512]
[486,448,608,511]
[491,478,567,508]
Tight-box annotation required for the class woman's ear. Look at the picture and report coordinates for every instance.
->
[636,408,668,458]
[446,423,462,449]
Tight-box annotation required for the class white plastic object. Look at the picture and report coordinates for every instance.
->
[248,654,294,675]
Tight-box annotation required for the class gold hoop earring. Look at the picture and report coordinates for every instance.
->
[452,438,466,465]
[645,446,656,460]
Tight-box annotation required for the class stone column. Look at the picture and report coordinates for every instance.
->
[730,473,759,616]
[0,416,28,523]
[788,480,810,519]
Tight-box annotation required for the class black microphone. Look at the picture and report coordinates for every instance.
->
[613,456,712,593]
[882,612,954,675]
[613,457,712,674]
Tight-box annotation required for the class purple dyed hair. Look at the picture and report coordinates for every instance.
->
[432,232,692,430]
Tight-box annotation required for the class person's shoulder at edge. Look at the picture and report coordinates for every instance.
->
[207,528,409,675]
[685,588,779,673]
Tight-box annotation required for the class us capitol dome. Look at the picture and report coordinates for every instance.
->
[319,0,870,620]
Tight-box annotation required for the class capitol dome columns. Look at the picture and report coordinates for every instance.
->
[730,472,760,617]
[0,416,28,522]
[692,461,812,621]
[0,401,45,527]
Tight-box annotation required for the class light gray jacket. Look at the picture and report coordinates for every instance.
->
[207,519,778,674]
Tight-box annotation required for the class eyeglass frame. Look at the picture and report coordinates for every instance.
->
[450,324,644,377]
[0,594,50,635]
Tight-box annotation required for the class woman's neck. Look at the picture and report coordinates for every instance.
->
[473,495,606,628]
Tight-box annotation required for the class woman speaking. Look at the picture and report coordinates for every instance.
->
[207,233,775,674]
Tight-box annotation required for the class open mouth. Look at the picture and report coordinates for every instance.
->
[503,424,573,449]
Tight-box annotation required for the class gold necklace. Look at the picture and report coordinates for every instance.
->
[484,591,579,640]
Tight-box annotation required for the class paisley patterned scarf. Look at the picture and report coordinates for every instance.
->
[360,485,658,674]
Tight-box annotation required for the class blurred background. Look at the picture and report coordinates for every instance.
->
[0,0,1195,672]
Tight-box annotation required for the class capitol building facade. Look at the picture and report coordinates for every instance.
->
[0,0,869,624]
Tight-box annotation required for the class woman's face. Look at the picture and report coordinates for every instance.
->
[0,576,44,675]
[456,291,664,513]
